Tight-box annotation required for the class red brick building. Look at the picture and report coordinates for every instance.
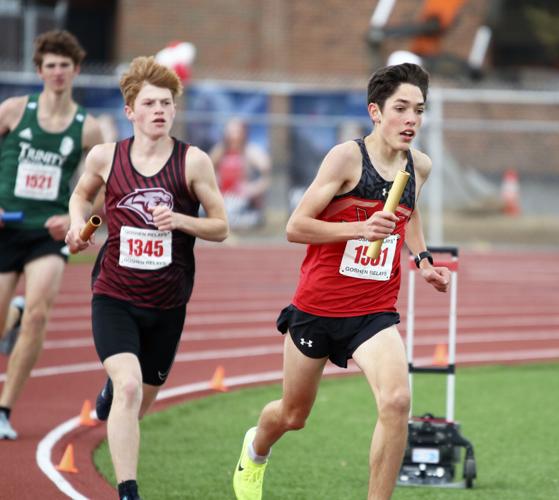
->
[113,0,490,83]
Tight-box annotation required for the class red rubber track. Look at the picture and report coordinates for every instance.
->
[1,246,558,499]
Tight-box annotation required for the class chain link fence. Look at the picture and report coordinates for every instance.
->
[2,72,557,247]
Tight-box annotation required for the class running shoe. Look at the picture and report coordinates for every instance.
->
[233,427,268,500]
[95,378,113,421]
[0,296,25,356]
[0,412,17,440]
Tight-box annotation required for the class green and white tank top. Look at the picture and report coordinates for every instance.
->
[0,94,86,229]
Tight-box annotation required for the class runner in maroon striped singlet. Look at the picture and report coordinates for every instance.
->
[65,56,228,500]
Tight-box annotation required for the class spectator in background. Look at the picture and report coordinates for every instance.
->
[210,119,271,229]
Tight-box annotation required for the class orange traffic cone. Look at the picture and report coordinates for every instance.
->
[501,169,520,216]
[56,444,79,473]
[79,399,97,427]
[210,365,228,392]
[433,344,448,366]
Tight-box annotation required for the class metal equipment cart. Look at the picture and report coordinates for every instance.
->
[398,246,477,489]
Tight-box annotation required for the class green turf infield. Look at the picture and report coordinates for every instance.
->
[94,363,558,499]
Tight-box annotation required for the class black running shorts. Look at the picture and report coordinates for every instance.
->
[92,294,186,386]
[277,304,400,368]
[0,227,67,272]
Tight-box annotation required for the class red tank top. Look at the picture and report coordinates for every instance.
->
[292,139,416,317]
[92,137,199,308]
[218,151,245,194]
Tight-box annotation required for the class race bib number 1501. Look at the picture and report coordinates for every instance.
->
[339,234,398,281]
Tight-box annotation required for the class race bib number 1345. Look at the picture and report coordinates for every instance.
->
[119,226,172,270]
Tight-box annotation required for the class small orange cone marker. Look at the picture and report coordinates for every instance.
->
[433,344,448,366]
[210,365,228,392]
[79,399,97,427]
[501,169,520,216]
[56,444,79,473]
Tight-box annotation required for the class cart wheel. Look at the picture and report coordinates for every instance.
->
[464,458,476,488]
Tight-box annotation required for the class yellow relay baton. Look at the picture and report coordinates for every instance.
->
[366,170,410,259]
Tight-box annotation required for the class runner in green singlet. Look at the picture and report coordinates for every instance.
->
[0,30,103,440]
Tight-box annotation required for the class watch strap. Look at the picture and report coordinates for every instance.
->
[415,251,433,268]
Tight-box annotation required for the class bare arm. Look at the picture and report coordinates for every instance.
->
[44,113,106,238]
[208,142,225,169]
[150,146,229,242]
[0,97,27,225]
[0,96,26,136]
[405,150,431,258]
[65,143,114,253]
[405,150,449,292]
[286,142,399,245]
[82,115,106,215]
[82,114,105,151]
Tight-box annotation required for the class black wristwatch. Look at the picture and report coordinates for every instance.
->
[414,251,433,268]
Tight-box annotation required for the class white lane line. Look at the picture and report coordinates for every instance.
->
[36,415,88,500]
[36,364,358,500]
[0,345,284,382]
[34,341,559,500]
[41,328,559,350]
[47,302,559,320]
[44,313,559,333]
[4,338,559,383]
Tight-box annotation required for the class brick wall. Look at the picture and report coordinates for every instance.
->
[116,1,386,82]
[116,1,491,82]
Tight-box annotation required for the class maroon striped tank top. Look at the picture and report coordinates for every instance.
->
[92,137,199,308]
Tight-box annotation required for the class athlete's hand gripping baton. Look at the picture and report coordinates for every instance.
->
[79,215,103,241]
[366,170,410,259]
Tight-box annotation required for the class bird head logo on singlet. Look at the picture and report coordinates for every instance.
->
[117,188,174,225]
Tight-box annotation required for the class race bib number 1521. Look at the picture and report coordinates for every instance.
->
[14,162,61,200]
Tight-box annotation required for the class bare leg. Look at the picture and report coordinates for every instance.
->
[0,272,19,338]
[0,256,64,407]
[139,383,160,419]
[252,334,328,456]
[104,353,143,482]
[352,326,410,500]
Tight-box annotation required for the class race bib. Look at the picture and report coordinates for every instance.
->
[14,162,61,200]
[119,226,172,270]
[339,234,399,281]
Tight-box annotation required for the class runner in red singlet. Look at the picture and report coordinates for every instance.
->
[65,56,228,500]
[233,63,450,500]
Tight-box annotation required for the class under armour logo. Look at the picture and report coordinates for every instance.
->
[300,338,313,348]
[382,187,388,198]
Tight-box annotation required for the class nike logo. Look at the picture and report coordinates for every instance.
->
[237,462,244,472]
